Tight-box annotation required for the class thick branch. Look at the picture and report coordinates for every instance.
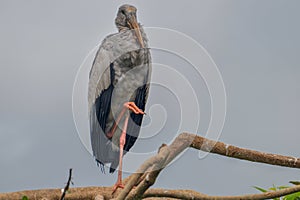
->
[188,132,300,168]
[144,185,300,200]
[117,132,300,199]
[0,187,112,200]
[116,144,170,200]
[144,188,208,199]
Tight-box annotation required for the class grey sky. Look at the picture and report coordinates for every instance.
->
[1,0,300,196]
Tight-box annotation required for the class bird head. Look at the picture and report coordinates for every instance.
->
[115,4,144,48]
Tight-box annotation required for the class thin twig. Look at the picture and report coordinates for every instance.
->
[60,168,73,200]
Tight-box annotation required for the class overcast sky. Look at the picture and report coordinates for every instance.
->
[1,0,300,196]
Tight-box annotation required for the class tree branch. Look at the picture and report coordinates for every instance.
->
[125,145,170,200]
[189,132,300,168]
[1,133,299,200]
[144,185,300,200]
[116,144,170,200]
[116,132,300,199]
[0,187,112,200]
[2,185,300,200]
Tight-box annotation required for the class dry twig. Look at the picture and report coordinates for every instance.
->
[60,168,73,200]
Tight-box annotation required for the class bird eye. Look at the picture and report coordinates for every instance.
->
[121,10,125,15]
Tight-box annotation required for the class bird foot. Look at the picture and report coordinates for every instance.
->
[124,102,145,115]
[112,181,125,194]
[106,102,145,139]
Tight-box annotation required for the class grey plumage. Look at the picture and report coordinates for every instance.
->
[88,5,151,173]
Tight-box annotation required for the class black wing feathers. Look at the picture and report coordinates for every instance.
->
[124,84,148,152]
[95,63,115,133]
[91,63,115,171]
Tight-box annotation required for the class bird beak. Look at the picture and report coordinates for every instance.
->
[128,15,144,48]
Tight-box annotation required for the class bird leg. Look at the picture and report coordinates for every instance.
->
[106,102,144,139]
[110,102,144,194]
[112,115,129,194]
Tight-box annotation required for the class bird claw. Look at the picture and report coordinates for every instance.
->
[112,182,125,194]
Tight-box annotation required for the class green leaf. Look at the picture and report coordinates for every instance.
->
[278,185,290,190]
[254,182,300,200]
[22,196,29,200]
[269,187,277,191]
[290,181,300,185]
[283,191,300,200]
[253,186,268,193]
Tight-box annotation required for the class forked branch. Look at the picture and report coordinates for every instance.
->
[116,132,300,199]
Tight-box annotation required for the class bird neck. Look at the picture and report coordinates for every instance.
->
[116,23,142,32]
[117,25,130,32]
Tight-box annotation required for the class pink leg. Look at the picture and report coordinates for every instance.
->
[106,107,126,139]
[106,102,144,139]
[112,115,129,194]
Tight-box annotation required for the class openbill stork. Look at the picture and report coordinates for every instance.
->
[88,4,151,192]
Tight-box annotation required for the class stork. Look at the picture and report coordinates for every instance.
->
[88,4,151,192]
